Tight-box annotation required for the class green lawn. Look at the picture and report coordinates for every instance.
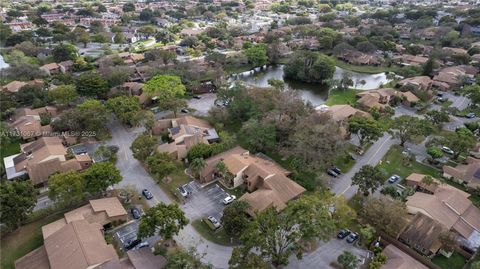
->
[432,252,467,269]
[1,212,65,269]
[1,140,20,160]
[325,89,360,106]
[334,155,355,173]
[191,219,240,246]
[336,61,392,74]
[377,145,442,179]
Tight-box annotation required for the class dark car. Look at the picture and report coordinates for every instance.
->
[180,108,189,113]
[327,169,339,177]
[131,207,141,219]
[337,229,351,239]
[331,166,342,175]
[125,239,141,250]
[142,189,153,200]
[346,232,359,243]
[466,113,476,119]
[193,95,201,99]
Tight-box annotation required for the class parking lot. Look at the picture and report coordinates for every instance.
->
[113,221,140,250]
[181,181,231,221]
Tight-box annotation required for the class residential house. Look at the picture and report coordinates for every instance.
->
[1,79,44,93]
[406,182,480,251]
[392,54,429,66]
[405,173,469,195]
[356,88,418,110]
[40,63,62,76]
[337,51,381,66]
[317,105,371,125]
[15,198,130,269]
[180,28,206,37]
[10,106,58,140]
[433,65,479,89]
[199,146,306,216]
[3,137,92,185]
[443,47,468,56]
[443,157,480,189]
[397,76,432,92]
[399,212,446,256]
[115,82,150,106]
[381,244,428,269]
[155,116,219,160]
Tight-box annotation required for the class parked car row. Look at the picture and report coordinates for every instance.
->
[337,229,359,243]
[327,166,342,178]
[124,239,149,251]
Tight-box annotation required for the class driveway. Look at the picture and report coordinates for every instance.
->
[187,93,217,116]
[288,237,371,268]
[106,119,232,268]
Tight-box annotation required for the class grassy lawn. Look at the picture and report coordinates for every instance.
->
[336,61,392,74]
[334,155,355,173]
[0,212,65,269]
[157,163,191,202]
[377,145,442,179]
[432,252,467,269]
[224,64,255,75]
[1,140,20,160]
[325,89,360,106]
[191,219,240,246]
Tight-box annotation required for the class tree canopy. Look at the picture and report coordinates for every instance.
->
[138,203,189,239]
[143,75,186,103]
[0,181,37,230]
[284,51,336,83]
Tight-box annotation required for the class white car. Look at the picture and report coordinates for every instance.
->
[442,146,454,155]
[223,195,236,205]
[207,216,221,229]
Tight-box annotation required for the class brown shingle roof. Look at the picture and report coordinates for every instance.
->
[399,213,446,255]
[126,248,167,269]
[382,245,428,269]
[15,246,51,269]
[443,157,480,188]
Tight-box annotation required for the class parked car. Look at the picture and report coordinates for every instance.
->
[346,232,359,243]
[178,185,190,198]
[466,113,476,119]
[223,195,236,205]
[442,146,454,155]
[437,97,447,103]
[142,189,153,200]
[180,108,189,113]
[436,92,444,97]
[337,229,351,239]
[207,216,221,229]
[125,239,141,250]
[327,169,339,177]
[388,175,400,184]
[135,241,149,249]
[193,95,201,99]
[131,207,141,219]
[331,166,342,175]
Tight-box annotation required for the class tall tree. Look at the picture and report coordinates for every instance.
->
[146,152,177,182]
[76,99,109,134]
[48,170,85,205]
[425,110,450,126]
[244,43,268,67]
[362,197,408,237]
[390,115,433,146]
[106,95,141,126]
[235,194,336,267]
[0,181,37,230]
[143,75,186,103]
[189,158,206,179]
[48,84,78,106]
[75,72,109,97]
[284,51,336,83]
[443,128,477,159]
[229,247,270,269]
[348,116,383,147]
[240,118,276,152]
[351,165,384,196]
[83,162,122,196]
[138,203,189,240]
[131,134,157,161]
[52,43,78,62]
[221,200,251,236]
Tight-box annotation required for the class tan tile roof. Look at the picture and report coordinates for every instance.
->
[126,248,167,269]
[443,157,480,188]
[382,245,428,269]
[89,197,128,218]
[1,80,27,93]
[406,173,470,196]
[176,116,212,129]
[321,105,371,122]
[399,213,446,254]
[41,62,60,71]
[44,219,118,269]
[200,146,249,182]
[15,246,51,269]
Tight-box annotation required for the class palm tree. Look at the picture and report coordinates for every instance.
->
[189,158,206,179]
[215,160,233,187]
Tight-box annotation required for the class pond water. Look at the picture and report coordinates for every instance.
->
[229,65,391,106]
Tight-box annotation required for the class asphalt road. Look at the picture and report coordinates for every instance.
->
[330,133,399,200]
[106,119,232,269]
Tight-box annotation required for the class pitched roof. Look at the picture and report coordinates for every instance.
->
[399,213,446,254]
[443,157,480,188]
[320,104,371,122]
[381,245,428,269]
[15,246,51,269]
[406,173,470,196]
[44,220,118,269]
[126,248,167,269]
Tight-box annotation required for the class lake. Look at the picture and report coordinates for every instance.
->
[229,65,391,106]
